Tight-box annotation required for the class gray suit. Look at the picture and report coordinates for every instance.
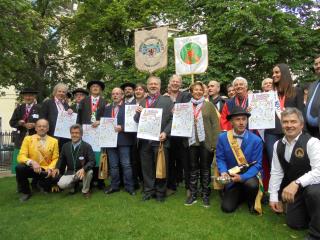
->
[134,95,174,199]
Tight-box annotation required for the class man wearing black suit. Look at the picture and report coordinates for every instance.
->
[55,124,95,198]
[306,55,320,138]
[121,82,136,104]
[77,80,107,189]
[70,88,89,113]
[166,74,191,196]
[10,88,41,148]
[104,88,135,195]
[135,76,174,202]
[77,80,106,126]
[40,83,72,150]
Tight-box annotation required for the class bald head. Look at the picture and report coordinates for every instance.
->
[35,119,49,137]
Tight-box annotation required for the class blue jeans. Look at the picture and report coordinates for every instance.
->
[264,133,283,165]
[107,146,134,192]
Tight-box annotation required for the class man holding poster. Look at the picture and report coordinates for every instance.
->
[167,74,192,196]
[104,88,135,195]
[135,76,174,202]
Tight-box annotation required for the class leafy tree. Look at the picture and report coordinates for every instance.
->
[0,0,76,101]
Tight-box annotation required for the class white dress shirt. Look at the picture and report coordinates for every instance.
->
[268,133,320,202]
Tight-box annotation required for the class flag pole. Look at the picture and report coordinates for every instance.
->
[191,74,194,84]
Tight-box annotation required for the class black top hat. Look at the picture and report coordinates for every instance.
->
[87,80,105,91]
[72,88,89,96]
[120,82,136,90]
[20,88,38,95]
[226,106,251,121]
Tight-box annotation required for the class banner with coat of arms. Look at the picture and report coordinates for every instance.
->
[174,34,208,75]
[135,27,168,73]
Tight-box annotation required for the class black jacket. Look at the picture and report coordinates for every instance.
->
[9,103,41,148]
[40,98,69,136]
[77,96,106,124]
[56,140,96,175]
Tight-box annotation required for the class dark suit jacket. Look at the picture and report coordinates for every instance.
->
[134,95,174,147]
[77,96,106,124]
[40,98,69,136]
[56,140,96,175]
[104,103,134,146]
[9,103,41,148]
[209,95,226,113]
[305,80,320,135]
[175,91,191,104]
[266,87,304,135]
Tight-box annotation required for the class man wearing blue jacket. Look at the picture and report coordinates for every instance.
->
[216,106,263,214]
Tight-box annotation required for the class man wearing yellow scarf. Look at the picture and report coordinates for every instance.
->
[16,119,59,202]
[216,106,263,214]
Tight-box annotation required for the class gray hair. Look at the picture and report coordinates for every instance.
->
[52,83,68,96]
[261,78,273,89]
[147,76,161,86]
[70,124,83,135]
[169,74,182,83]
[281,107,304,125]
[208,80,221,88]
[232,77,248,87]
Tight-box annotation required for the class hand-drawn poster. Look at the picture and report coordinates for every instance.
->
[171,103,193,137]
[99,117,118,148]
[137,108,163,141]
[124,105,138,132]
[82,124,101,152]
[54,112,77,139]
[248,92,275,130]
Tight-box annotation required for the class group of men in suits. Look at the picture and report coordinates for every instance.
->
[9,55,320,239]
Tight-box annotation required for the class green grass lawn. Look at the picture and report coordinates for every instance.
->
[0,177,306,240]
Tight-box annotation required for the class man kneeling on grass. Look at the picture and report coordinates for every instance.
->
[16,119,59,202]
[216,106,263,214]
[54,124,95,198]
[269,108,320,240]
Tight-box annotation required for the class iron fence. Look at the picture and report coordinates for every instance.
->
[0,132,14,173]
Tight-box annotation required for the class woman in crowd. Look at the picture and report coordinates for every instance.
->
[264,64,304,163]
[185,81,220,208]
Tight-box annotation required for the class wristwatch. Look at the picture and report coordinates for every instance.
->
[295,179,302,187]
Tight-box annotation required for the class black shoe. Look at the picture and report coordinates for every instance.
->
[249,205,258,215]
[20,193,31,202]
[184,196,197,206]
[142,194,153,201]
[104,188,120,194]
[203,197,210,208]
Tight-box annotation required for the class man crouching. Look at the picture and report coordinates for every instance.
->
[54,124,95,198]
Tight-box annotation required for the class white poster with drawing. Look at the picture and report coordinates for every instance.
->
[82,124,101,152]
[124,105,138,132]
[99,117,118,148]
[137,108,163,141]
[54,112,77,139]
[171,102,194,137]
[248,92,275,130]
